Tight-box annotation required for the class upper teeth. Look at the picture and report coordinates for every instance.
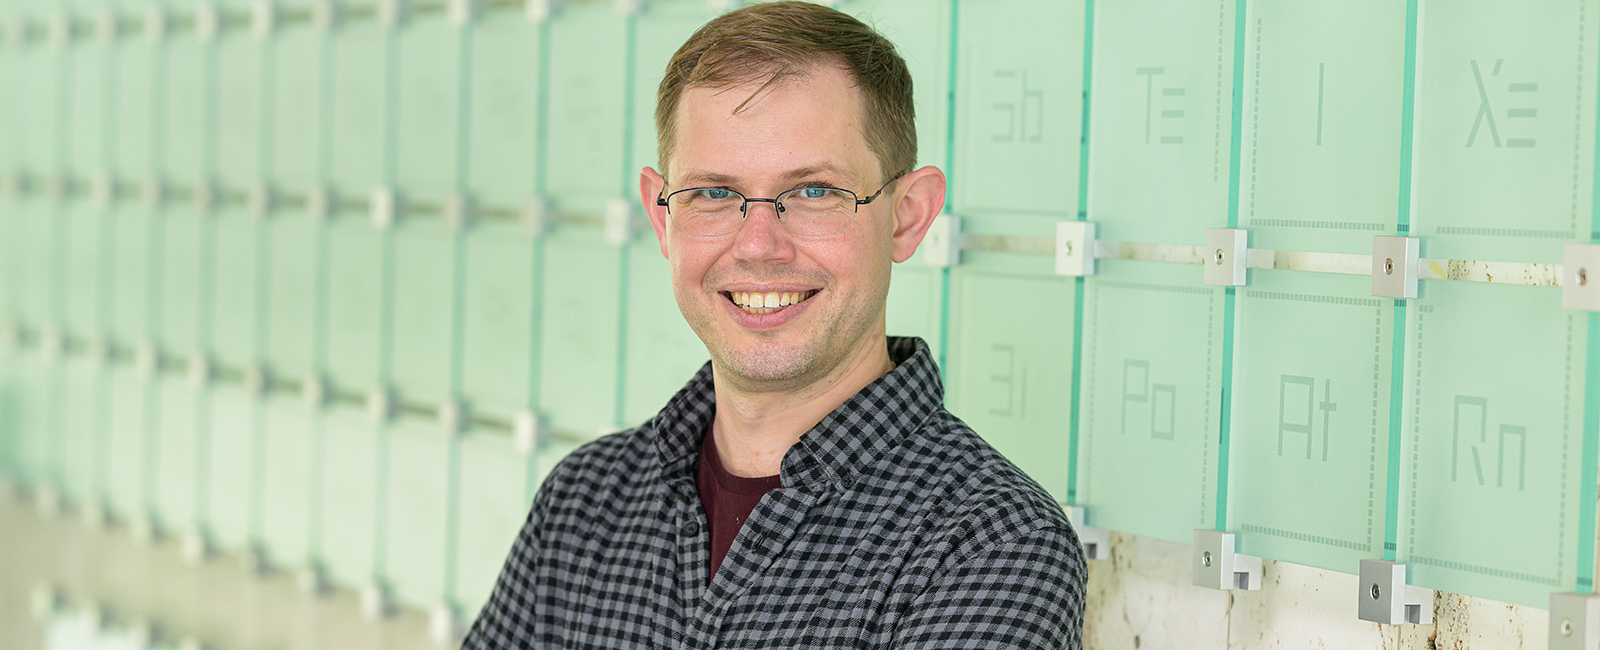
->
[732,291,812,310]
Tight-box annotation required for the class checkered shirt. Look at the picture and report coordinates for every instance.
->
[463,336,1086,649]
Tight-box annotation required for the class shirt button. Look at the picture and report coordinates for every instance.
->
[681,520,700,537]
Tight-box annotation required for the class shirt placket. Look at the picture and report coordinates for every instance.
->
[667,472,713,650]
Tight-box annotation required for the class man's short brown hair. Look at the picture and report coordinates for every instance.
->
[654,1,916,183]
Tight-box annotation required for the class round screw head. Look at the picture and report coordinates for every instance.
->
[1201,551,1212,567]
[1370,584,1381,600]
[1384,258,1394,275]
[1563,618,1574,636]
[1064,240,1074,256]
[1579,267,1588,286]
[1214,249,1225,265]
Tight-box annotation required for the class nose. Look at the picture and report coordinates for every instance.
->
[729,200,795,264]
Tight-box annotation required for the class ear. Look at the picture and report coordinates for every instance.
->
[888,166,948,263]
[640,166,671,259]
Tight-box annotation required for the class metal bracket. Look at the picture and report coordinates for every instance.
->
[376,0,404,30]
[449,0,474,26]
[438,399,465,437]
[1372,236,1421,299]
[311,0,338,31]
[96,10,118,44]
[297,561,329,595]
[921,215,961,267]
[145,5,167,43]
[1192,529,1262,590]
[49,13,70,48]
[187,352,210,389]
[523,196,550,237]
[361,581,393,621]
[514,410,543,456]
[430,602,463,646]
[302,375,326,407]
[247,182,273,219]
[1055,221,1097,277]
[371,186,397,230]
[1357,559,1433,625]
[1550,592,1600,650]
[444,192,472,231]
[368,386,392,424]
[526,0,560,22]
[605,197,637,245]
[306,185,332,222]
[1204,229,1249,287]
[613,0,642,16]
[142,175,164,210]
[252,1,276,39]
[91,172,114,209]
[194,2,218,42]
[1063,505,1110,560]
[1563,244,1599,311]
[181,527,212,565]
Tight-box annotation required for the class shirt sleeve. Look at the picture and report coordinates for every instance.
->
[460,485,552,650]
[891,524,1087,650]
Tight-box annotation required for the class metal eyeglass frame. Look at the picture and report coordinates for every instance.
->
[655,170,908,237]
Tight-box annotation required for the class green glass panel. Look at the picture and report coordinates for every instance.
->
[1088,0,1236,241]
[885,264,943,351]
[215,36,265,186]
[622,244,706,427]
[108,209,157,343]
[112,40,155,178]
[946,270,1076,503]
[104,369,151,520]
[328,24,389,192]
[322,221,386,389]
[268,29,325,189]
[390,223,458,400]
[16,46,59,173]
[1412,1,1594,262]
[16,197,55,326]
[628,0,717,176]
[464,12,542,204]
[153,378,202,534]
[538,235,621,435]
[0,343,15,476]
[395,20,461,197]
[61,206,107,335]
[68,41,108,175]
[453,432,535,613]
[1227,272,1392,571]
[383,420,453,609]
[264,217,320,377]
[839,0,953,171]
[460,224,536,417]
[1077,262,1224,543]
[536,437,586,491]
[157,214,204,354]
[57,358,104,506]
[11,356,56,487]
[1402,285,1588,607]
[205,385,256,550]
[319,408,382,587]
[545,3,628,211]
[260,395,317,568]
[164,41,206,184]
[210,212,261,368]
[953,0,1083,219]
[1240,0,1405,253]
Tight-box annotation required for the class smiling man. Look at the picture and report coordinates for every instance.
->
[463,3,1085,648]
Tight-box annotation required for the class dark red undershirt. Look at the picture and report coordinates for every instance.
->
[696,427,784,582]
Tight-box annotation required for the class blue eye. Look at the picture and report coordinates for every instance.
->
[704,188,731,200]
[802,187,828,199]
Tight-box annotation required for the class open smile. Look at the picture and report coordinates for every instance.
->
[721,289,821,315]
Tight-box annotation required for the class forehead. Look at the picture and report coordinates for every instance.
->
[670,65,875,186]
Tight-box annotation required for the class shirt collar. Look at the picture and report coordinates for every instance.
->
[651,336,944,489]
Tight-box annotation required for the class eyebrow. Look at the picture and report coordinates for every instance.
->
[675,163,858,188]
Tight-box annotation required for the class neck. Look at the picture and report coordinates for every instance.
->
[710,335,896,478]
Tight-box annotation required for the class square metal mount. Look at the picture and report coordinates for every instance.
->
[523,196,550,237]
[1055,221,1098,277]
[1563,244,1600,311]
[526,0,559,22]
[921,215,961,268]
[1550,592,1600,650]
[1064,505,1110,560]
[1372,236,1421,299]
[252,1,275,39]
[370,186,396,230]
[1357,559,1433,625]
[1204,228,1249,287]
[1192,529,1262,590]
[605,197,637,245]
[514,410,542,456]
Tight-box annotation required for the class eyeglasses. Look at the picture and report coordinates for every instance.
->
[656,172,906,237]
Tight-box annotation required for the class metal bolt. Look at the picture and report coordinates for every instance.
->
[1370,584,1381,600]
[1384,258,1394,275]
[1201,551,1212,567]
[1579,267,1589,287]
[1214,249,1225,265]
[1562,618,1574,636]
[1064,240,1074,256]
